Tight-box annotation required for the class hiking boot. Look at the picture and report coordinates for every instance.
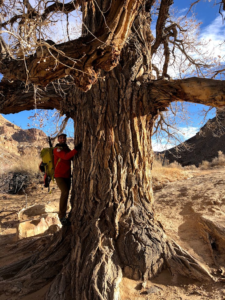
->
[60,217,71,226]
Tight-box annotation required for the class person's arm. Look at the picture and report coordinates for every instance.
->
[54,148,78,160]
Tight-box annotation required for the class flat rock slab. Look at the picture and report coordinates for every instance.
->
[18,202,59,220]
[16,213,61,239]
[199,214,225,250]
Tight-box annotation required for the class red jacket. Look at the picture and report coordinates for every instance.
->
[54,144,78,178]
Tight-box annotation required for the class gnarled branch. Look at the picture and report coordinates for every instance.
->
[151,0,174,55]
[0,0,143,92]
[1,77,225,116]
[150,77,225,111]
[0,79,65,114]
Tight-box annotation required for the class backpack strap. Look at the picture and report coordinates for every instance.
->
[53,146,62,175]
[55,158,61,172]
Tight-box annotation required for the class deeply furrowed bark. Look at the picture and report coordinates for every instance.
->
[58,67,212,299]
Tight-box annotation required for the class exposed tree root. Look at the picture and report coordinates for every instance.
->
[0,207,216,300]
[0,227,71,297]
[166,240,213,281]
[117,206,212,284]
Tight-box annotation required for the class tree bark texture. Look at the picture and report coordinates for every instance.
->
[60,70,211,299]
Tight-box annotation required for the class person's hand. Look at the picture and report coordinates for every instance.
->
[75,142,82,151]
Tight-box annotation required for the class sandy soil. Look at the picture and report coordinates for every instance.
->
[1,169,225,299]
[0,181,61,248]
[122,168,225,299]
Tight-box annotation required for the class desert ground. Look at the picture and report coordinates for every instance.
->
[1,163,225,299]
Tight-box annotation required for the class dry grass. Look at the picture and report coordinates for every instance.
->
[152,157,192,190]
[2,155,40,175]
[200,151,225,170]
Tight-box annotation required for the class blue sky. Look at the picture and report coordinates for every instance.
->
[1,0,224,148]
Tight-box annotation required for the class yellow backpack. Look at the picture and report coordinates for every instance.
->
[40,147,55,181]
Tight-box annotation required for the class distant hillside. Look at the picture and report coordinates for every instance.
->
[0,115,74,173]
[161,110,225,167]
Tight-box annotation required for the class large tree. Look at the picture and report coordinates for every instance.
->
[1,0,225,299]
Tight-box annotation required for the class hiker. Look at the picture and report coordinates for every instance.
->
[54,133,82,225]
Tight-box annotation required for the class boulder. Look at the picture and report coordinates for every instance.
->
[18,202,59,220]
[198,214,225,253]
[16,213,61,239]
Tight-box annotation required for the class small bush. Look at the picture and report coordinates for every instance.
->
[183,165,197,170]
[152,157,188,186]
[199,151,225,169]
[199,160,210,170]
[2,156,40,176]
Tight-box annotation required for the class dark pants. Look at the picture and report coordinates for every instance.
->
[55,177,71,219]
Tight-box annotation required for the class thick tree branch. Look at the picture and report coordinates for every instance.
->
[150,77,225,110]
[2,77,225,116]
[0,79,64,114]
[151,0,174,55]
[132,78,225,119]
[0,0,143,92]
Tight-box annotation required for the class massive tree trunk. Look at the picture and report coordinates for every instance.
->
[0,64,214,300]
[59,68,212,299]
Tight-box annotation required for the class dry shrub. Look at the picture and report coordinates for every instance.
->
[199,151,225,170]
[199,160,210,170]
[167,161,182,169]
[183,165,197,170]
[152,157,189,188]
[211,151,225,167]
[4,155,40,175]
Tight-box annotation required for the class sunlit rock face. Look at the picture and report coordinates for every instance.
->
[161,109,225,167]
[16,213,61,239]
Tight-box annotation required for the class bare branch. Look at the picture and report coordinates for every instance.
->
[0,0,80,28]
[212,68,225,79]
[151,0,174,55]
[184,0,201,18]
[0,0,143,91]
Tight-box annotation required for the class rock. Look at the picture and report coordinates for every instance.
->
[199,214,225,252]
[18,202,59,220]
[16,213,61,239]
[141,285,163,295]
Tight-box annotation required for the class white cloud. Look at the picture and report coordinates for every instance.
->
[152,140,174,152]
[152,14,225,80]
[199,15,225,59]
[177,8,188,17]
[179,126,199,139]
[152,126,199,152]
[200,15,225,41]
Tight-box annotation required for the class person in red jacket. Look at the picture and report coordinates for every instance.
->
[54,133,82,226]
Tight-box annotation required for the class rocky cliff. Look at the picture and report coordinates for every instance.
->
[0,115,74,173]
[161,109,225,166]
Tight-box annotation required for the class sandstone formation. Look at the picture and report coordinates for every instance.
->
[17,213,61,239]
[0,114,74,174]
[161,109,225,166]
[18,202,59,220]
